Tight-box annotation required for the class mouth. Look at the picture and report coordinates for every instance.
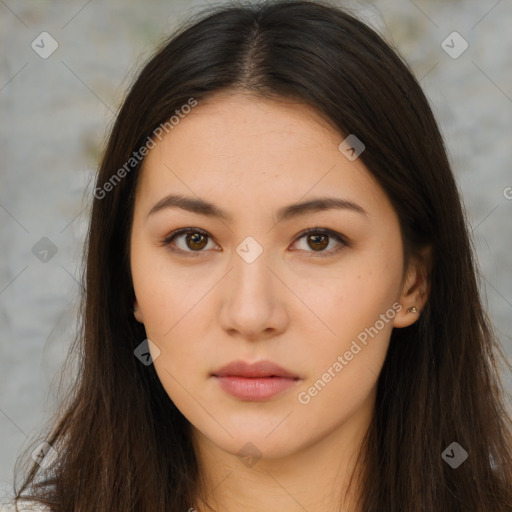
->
[211,360,301,401]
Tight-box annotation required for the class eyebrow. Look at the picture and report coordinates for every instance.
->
[147,193,368,223]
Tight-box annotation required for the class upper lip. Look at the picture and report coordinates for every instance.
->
[212,360,300,379]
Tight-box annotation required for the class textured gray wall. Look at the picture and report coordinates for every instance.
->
[1,0,511,506]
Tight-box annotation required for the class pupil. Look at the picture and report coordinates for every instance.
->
[187,233,207,250]
[309,234,328,251]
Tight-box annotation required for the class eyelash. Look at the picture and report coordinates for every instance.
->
[161,227,350,258]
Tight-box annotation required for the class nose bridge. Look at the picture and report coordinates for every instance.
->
[230,234,274,302]
[219,233,286,338]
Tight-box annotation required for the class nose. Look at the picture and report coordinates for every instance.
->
[218,244,289,342]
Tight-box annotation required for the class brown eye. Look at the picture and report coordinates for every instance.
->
[186,232,208,250]
[163,228,217,255]
[292,228,349,255]
[307,233,329,251]
[163,227,348,257]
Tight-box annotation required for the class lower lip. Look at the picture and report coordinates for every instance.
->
[214,376,299,401]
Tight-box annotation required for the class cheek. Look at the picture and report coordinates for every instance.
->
[292,295,396,438]
[130,241,219,392]
[131,238,208,335]
[294,240,402,345]
[291,238,402,400]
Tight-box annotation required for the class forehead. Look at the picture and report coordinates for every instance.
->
[136,92,385,218]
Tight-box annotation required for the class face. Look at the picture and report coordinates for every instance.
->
[130,92,423,461]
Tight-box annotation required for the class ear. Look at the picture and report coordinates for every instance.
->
[393,245,432,328]
[133,298,144,324]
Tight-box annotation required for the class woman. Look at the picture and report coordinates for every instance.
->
[11,1,512,510]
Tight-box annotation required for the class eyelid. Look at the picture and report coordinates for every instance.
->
[292,227,350,255]
[161,227,350,256]
[161,227,216,257]
[162,227,210,245]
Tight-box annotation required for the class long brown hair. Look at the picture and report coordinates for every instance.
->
[12,1,512,510]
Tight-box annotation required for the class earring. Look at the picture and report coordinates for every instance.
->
[407,306,418,314]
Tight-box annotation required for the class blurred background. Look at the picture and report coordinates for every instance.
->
[0,0,511,505]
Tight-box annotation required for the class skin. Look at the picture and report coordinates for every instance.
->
[130,91,430,512]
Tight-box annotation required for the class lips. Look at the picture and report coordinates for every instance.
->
[212,360,300,379]
[211,360,301,401]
